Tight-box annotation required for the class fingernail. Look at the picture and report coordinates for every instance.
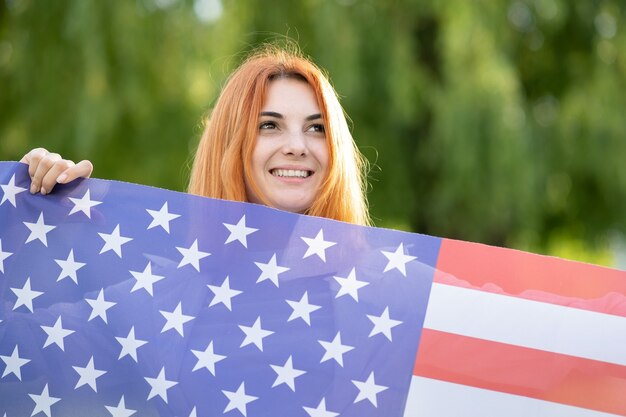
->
[56,173,67,183]
[40,187,47,195]
[30,183,37,194]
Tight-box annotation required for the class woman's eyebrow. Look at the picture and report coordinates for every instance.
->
[260,111,283,119]
[260,112,322,121]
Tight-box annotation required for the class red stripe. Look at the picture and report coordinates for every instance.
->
[435,238,626,317]
[414,329,626,416]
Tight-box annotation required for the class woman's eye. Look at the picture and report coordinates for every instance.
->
[309,124,325,133]
[259,121,277,130]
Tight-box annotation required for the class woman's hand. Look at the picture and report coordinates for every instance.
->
[20,148,94,195]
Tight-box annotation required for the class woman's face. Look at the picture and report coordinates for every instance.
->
[245,78,329,213]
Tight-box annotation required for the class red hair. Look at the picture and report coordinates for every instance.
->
[188,45,370,225]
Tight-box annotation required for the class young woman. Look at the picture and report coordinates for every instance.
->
[21,45,370,225]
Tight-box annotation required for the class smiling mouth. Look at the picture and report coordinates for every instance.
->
[270,169,312,178]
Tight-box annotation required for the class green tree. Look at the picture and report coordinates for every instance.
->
[1,0,624,266]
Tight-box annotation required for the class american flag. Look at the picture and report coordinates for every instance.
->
[0,161,437,417]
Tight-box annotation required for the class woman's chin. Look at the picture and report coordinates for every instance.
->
[270,198,313,214]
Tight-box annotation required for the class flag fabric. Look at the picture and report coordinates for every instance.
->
[405,237,626,416]
[0,161,437,417]
[2,162,626,417]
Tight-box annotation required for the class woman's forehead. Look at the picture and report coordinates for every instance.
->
[262,78,320,115]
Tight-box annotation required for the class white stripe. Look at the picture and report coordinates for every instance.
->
[404,376,622,417]
[424,283,626,366]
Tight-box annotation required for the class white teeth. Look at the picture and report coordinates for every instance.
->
[272,169,310,178]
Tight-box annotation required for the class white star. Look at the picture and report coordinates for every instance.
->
[29,384,60,417]
[85,289,116,323]
[160,302,194,336]
[0,239,13,273]
[73,356,107,392]
[301,229,336,262]
[105,396,136,417]
[303,398,339,417]
[116,327,147,362]
[319,331,354,367]
[130,262,165,296]
[333,268,369,301]
[207,276,242,311]
[381,243,417,276]
[223,215,258,247]
[270,356,306,391]
[176,239,210,272]
[0,345,30,380]
[11,277,43,312]
[0,174,26,207]
[23,212,56,246]
[188,407,197,417]
[191,341,226,375]
[367,307,402,341]
[99,225,132,257]
[55,249,86,284]
[41,316,74,351]
[145,367,178,403]
[239,316,274,352]
[286,292,321,326]
[68,189,102,218]
[352,371,388,407]
[254,253,289,287]
[146,202,180,233]
[222,382,257,417]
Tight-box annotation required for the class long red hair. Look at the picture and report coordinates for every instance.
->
[188,45,370,225]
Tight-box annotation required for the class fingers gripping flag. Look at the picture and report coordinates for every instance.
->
[0,162,437,417]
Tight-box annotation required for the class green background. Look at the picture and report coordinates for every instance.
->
[1,0,625,267]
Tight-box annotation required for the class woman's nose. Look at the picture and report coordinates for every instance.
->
[282,131,307,156]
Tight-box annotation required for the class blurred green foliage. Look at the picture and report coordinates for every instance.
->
[1,0,625,266]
